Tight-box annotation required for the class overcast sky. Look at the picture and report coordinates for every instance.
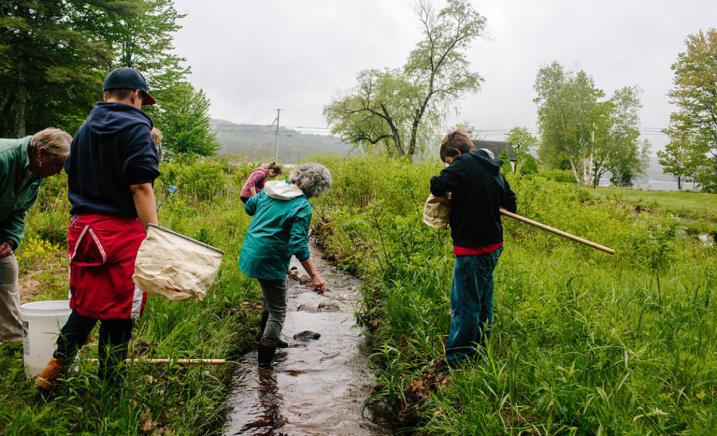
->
[172,0,717,152]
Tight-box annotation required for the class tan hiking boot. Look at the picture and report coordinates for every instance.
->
[35,357,68,393]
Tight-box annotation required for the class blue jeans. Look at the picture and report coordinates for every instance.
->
[446,247,503,364]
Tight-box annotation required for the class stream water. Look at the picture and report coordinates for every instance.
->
[224,244,385,435]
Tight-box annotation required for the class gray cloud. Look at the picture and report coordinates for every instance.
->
[173,0,717,151]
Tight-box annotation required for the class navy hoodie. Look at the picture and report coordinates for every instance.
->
[65,102,160,217]
[430,150,517,247]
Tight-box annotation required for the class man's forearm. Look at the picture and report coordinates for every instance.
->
[0,211,27,250]
[130,183,159,229]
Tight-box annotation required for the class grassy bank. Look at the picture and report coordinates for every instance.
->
[0,159,260,435]
[591,186,717,224]
[313,157,717,434]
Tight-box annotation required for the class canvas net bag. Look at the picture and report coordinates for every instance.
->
[133,225,224,301]
[422,194,451,229]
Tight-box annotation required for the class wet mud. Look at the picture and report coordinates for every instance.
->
[224,245,385,435]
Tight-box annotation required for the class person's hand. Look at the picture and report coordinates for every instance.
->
[312,275,326,294]
[0,241,14,258]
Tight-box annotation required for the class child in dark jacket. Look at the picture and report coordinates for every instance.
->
[36,67,160,393]
[430,130,517,366]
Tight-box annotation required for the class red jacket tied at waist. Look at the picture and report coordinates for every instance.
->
[68,214,146,320]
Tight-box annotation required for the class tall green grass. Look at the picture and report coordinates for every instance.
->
[314,157,717,434]
[591,187,717,225]
[0,158,260,434]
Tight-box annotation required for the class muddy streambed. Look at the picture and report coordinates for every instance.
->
[224,244,385,435]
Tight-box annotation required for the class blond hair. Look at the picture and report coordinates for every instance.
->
[150,128,163,160]
[31,128,72,158]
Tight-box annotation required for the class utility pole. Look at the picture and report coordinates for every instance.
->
[274,108,281,162]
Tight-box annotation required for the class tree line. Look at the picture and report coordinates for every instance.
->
[0,0,218,156]
[324,1,716,192]
[531,62,647,188]
[657,29,717,191]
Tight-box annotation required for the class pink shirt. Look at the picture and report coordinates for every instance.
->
[240,168,268,198]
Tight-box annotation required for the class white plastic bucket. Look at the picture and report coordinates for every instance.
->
[20,300,71,377]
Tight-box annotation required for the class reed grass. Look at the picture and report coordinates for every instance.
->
[314,156,717,434]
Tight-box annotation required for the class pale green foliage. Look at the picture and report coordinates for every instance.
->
[324,69,428,156]
[603,87,648,187]
[535,62,605,183]
[519,154,538,175]
[147,82,220,156]
[506,126,537,161]
[160,155,228,200]
[2,158,261,434]
[535,62,645,187]
[314,156,717,434]
[325,0,485,158]
[663,28,717,192]
[657,137,697,190]
[499,148,513,174]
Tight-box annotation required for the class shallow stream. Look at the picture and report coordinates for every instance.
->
[224,245,385,435]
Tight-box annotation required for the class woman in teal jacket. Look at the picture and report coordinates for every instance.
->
[239,163,332,368]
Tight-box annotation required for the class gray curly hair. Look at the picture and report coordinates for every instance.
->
[290,163,333,198]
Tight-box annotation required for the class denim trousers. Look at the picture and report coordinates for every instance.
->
[446,247,503,364]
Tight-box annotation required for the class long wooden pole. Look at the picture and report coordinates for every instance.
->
[499,208,615,255]
[89,358,228,365]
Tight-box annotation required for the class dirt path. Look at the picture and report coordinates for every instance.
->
[223,244,385,435]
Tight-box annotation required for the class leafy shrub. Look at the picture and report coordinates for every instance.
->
[519,154,538,175]
[160,158,228,201]
[499,148,513,174]
[540,168,576,183]
[4,157,261,435]
[16,237,63,271]
[314,155,716,434]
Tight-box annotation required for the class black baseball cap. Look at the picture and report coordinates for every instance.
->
[103,67,156,105]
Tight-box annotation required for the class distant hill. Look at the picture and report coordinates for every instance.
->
[211,119,352,162]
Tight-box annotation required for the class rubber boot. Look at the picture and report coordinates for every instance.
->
[258,312,289,348]
[257,338,277,369]
[35,357,69,393]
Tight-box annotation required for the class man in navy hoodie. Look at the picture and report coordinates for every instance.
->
[430,130,517,366]
[36,68,160,393]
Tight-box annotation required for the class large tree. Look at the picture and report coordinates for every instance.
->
[657,135,700,190]
[0,0,218,155]
[100,0,219,156]
[325,0,485,158]
[91,0,189,88]
[662,28,717,191]
[0,1,131,137]
[534,62,645,187]
[151,82,219,156]
[324,69,425,156]
[506,126,538,162]
[601,87,647,187]
[534,62,605,185]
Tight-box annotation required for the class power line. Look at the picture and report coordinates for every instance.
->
[274,108,280,161]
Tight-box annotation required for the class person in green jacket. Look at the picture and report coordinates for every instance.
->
[0,128,72,343]
[239,163,332,368]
